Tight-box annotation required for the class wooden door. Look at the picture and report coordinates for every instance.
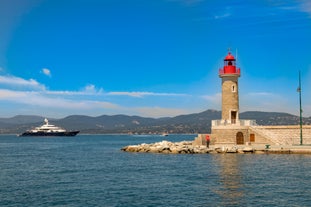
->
[236,132,244,145]
[250,133,255,142]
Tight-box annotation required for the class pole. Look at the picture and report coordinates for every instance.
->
[298,71,303,145]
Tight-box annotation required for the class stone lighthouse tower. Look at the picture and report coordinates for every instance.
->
[219,51,240,124]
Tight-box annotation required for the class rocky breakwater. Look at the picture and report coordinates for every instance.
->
[121,140,311,154]
[121,140,212,154]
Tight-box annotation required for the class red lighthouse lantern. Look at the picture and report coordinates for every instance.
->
[219,52,240,76]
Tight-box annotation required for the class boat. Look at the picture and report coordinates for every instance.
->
[19,118,79,137]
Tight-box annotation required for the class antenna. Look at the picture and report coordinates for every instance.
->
[236,48,238,61]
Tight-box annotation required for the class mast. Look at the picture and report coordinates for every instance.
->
[298,71,303,145]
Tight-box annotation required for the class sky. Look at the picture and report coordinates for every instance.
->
[0,0,311,118]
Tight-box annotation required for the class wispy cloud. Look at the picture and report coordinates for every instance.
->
[214,12,231,20]
[0,87,193,118]
[247,92,275,97]
[0,89,119,110]
[0,75,46,90]
[271,0,311,17]
[299,0,311,16]
[41,68,51,77]
[167,0,204,6]
[45,86,104,96]
[108,91,188,98]
[0,74,196,117]
[82,84,104,94]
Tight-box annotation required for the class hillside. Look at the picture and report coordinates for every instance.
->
[0,110,310,134]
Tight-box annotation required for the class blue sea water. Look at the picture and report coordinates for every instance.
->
[1,134,311,207]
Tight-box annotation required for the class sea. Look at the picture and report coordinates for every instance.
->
[1,134,311,207]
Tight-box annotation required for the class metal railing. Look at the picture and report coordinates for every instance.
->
[212,119,257,127]
[219,68,240,76]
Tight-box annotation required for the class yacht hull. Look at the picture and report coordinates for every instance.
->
[19,131,80,137]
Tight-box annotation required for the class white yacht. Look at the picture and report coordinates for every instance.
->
[19,118,79,136]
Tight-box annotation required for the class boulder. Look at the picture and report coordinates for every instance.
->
[242,147,254,153]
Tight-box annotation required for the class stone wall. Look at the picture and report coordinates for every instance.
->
[197,125,311,146]
[249,125,311,145]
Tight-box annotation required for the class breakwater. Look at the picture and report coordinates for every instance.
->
[121,140,311,154]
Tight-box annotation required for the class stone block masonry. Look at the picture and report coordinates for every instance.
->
[205,125,311,146]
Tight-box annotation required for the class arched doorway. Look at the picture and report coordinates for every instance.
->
[236,132,244,145]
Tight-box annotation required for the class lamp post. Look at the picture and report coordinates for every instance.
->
[297,71,303,145]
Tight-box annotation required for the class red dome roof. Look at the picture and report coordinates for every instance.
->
[224,52,235,61]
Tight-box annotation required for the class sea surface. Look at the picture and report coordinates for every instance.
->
[1,134,311,207]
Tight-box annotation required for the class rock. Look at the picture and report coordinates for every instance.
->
[242,147,254,153]
[227,146,238,153]
[125,145,139,152]
[162,149,171,154]
[149,146,160,153]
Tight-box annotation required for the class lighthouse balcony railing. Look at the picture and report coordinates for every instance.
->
[219,68,240,76]
[212,119,257,127]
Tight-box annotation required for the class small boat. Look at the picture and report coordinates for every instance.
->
[19,118,79,137]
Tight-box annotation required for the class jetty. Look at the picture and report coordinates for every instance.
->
[121,140,311,154]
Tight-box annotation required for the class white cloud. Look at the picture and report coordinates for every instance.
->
[0,75,46,90]
[0,73,192,117]
[82,84,104,94]
[0,89,118,110]
[0,89,28,99]
[0,88,192,118]
[108,91,188,98]
[42,68,51,77]
[96,101,120,109]
[43,84,104,96]
[214,12,231,19]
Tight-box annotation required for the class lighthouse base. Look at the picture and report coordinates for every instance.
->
[195,122,311,146]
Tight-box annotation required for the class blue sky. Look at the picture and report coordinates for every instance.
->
[0,0,311,118]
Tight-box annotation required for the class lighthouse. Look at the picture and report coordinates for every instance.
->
[219,51,240,125]
[194,50,311,146]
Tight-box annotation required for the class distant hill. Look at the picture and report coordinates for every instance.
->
[0,115,45,125]
[0,110,310,134]
[239,111,307,125]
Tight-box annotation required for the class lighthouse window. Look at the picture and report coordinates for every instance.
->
[232,85,236,92]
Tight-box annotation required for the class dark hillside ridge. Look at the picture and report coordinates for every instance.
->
[0,110,310,134]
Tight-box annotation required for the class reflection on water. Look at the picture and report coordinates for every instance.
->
[214,154,245,206]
